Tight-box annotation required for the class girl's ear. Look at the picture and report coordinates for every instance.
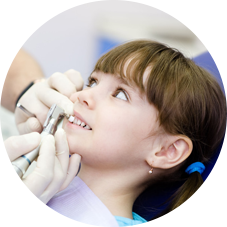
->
[147,136,193,169]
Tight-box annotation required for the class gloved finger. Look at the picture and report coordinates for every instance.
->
[17,117,43,134]
[23,135,56,198]
[15,93,50,127]
[48,72,77,97]
[54,128,69,176]
[59,153,81,192]
[14,106,29,125]
[4,132,41,161]
[64,69,84,92]
[38,129,70,203]
[36,86,74,116]
[41,128,69,194]
[39,157,64,204]
[19,101,50,126]
[3,135,55,217]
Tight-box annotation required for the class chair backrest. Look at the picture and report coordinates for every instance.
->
[134,46,227,227]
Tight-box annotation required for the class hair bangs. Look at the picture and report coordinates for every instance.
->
[93,42,161,93]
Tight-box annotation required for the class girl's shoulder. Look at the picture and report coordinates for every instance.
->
[115,212,147,226]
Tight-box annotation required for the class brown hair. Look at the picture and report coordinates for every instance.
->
[93,40,226,217]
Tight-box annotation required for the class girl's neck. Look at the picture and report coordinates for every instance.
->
[77,163,147,219]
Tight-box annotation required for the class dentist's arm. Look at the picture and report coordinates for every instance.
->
[1,49,44,112]
[15,69,84,134]
[5,130,81,204]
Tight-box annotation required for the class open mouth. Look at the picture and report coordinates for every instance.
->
[68,115,92,130]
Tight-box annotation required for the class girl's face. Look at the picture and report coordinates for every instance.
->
[63,71,160,171]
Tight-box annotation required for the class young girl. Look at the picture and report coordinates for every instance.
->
[47,40,226,226]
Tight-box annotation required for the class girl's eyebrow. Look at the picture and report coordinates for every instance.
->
[118,77,130,86]
[90,71,138,92]
[89,72,130,87]
[90,72,145,99]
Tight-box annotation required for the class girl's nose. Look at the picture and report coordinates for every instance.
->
[70,89,95,109]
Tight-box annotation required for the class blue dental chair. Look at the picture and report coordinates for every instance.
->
[134,46,227,227]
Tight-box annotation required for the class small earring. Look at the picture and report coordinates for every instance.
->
[149,168,153,174]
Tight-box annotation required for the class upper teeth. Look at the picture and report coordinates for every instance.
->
[68,116,91,130]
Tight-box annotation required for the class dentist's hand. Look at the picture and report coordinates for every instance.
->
[15,69,84,134]
[5,130,81,204]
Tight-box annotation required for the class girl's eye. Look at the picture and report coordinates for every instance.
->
[114,89,129,101]
[87,78,97,88]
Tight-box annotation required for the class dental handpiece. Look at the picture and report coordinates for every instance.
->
[12,104,69,179]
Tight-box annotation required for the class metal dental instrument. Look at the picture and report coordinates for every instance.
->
[12,104,68,179]
[16,103,36,118]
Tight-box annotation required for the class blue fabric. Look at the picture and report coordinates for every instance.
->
[115,212,147,226]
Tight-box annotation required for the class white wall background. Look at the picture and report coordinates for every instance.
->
[0,1,207,140]
[22,1,206,81]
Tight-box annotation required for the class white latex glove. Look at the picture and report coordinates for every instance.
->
[5,130,81,204]
[15,69,84,134]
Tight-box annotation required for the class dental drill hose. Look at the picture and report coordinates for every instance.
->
[11,104,67,179]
